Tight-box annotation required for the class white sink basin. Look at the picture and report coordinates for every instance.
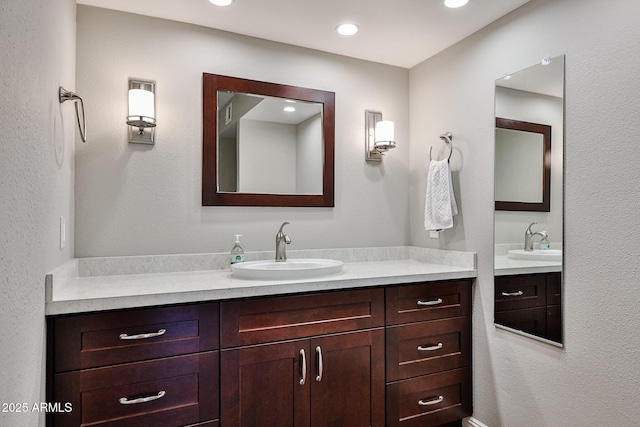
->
[231,259,344,280]
[508,249,562,262]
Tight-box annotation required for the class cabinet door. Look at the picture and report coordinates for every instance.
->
[221,340,311,427]
[310,329,385,427]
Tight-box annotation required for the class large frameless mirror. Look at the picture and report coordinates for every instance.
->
[202,73,335,207]
[493,55,565,346]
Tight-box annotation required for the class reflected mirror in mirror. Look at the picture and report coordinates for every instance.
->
[202,73,335,207]
[495,117,551,212]
[493,55,565,346]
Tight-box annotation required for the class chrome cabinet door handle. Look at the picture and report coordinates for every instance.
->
[418,395,444,406]
[300,349,307,385]
[315,346,323,382]
[501,291,524,297]
[119,329,166,340]
[417,343,443,352]
[417,298,443,307]
[119,390,166,405]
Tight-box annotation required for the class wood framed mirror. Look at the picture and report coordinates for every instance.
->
[202,73,335,207]
[495,117,551,212]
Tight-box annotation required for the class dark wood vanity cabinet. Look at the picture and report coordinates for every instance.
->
[219,289,386,427]
[385,280,473,427]
[47,303,220,427]
[495,272,561,341]
[47,280,473,427]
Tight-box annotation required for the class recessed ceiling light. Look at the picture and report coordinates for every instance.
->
[283,106,296,112]
[336,23,359,36]
[444,0,469,8]
[209,0,233,6]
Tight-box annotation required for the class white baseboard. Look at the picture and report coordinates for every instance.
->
[466,417,489,427]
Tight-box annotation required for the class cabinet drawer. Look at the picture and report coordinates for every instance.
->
[386,317,470,381]
[495,275,546,311]
[52,352,219,427]
[386,367,471,427]
[386,281,471,326]
[221,288,384,347]
[495,306,546,337]
[53,303,219,372]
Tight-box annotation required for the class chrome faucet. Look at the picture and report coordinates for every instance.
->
[275,222,291,262]
[524,222,548,251]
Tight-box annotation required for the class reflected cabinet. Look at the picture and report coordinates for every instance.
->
[494,272,562,343]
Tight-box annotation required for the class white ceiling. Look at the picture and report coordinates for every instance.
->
[77,0,531,68]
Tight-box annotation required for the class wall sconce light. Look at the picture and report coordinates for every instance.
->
[127,79,156,144]
[365,110,396,162]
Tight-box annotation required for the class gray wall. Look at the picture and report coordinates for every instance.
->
[409,0,640,425]
[75,6,410,257]
[296,114,323,194]
[238,119,297,193]
[0,0,76,426]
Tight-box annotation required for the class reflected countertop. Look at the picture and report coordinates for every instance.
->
[494,255,562,276]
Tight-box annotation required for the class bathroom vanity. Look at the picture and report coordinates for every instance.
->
[45,248,476,427]
[494,271,561,342]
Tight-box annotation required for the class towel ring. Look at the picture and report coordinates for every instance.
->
[429,132,453,161]
[59,87,87,143]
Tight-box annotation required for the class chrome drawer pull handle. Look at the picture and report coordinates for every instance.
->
[501,291,524,297]
[417,343,443,352]
[300,349,307,385]
[417,298,443,307]
[418,395,444,406]
[119,390,166,405]
[315,346,323,382]
[119,329,166,340]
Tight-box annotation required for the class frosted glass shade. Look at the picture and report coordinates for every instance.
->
[128,89,154,124]
[375,121,394,143]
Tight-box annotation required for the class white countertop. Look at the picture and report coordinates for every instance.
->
[45,247,477,315]
[494,255,562,276]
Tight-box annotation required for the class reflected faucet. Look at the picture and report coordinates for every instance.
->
[524,222,548,251]
[275,222,291,262]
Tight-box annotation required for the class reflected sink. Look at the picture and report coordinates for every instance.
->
[231,259,344,280]
[508,249,562,262]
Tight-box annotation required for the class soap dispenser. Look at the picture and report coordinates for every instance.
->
[230,234,245,266]
[539,232,550,250]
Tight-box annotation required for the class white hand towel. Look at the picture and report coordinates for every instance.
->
[424,159,458,231]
